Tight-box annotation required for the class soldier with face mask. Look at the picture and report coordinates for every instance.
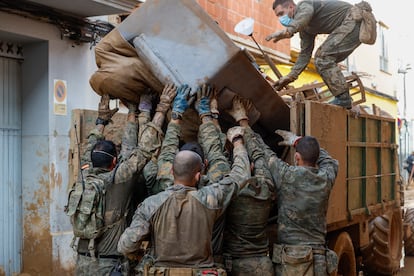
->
[266,0,376,109]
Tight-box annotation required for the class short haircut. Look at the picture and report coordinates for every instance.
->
[180,141,205,161]
[273,0,292,9]
[295,136,320,166]
[91,140,117,168]
[173,150,203,182]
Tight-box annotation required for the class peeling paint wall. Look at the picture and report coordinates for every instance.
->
[1,11,101,276]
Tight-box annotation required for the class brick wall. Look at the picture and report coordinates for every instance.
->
[197,0,290,55]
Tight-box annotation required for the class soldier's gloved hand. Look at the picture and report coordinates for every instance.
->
[172,84,194,118]
[156,83,177,113]
[227,95,249,123]
[96,94,119,126]
[227,126,245,143]
[265,29,292,43]
[273,75,296,91]
[195,84,212,118]
[210,86,219,118]
[138,91,153,113]
[275,129,301,146]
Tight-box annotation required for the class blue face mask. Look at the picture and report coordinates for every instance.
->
[279,14,293,27]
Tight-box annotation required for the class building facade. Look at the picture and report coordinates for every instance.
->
[0,0,405,275]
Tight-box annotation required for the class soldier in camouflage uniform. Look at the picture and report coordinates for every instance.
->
[117,123,251,274]
[75,86,175,276]
[222,96,276,276]
[141,84,231,266]
[144,84,230,195]
[245,127,338,275]
[266,0,366,109]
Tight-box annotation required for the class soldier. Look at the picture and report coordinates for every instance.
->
[117,125,251,275]
[247,127,339,275]
[222,96,276,276]
[266,0,375,109]
[74,85,175,276]
[141,84,231,267]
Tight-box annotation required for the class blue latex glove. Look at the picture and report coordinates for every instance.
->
[195,84,212,117]
[172,84,193,115]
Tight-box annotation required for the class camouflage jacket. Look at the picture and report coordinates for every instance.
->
[247,128,339,246]
[223,127,276,257]
[144,120,230,194]
[286,0,353,78]
[117,144,250,267]
[77,121,161,256]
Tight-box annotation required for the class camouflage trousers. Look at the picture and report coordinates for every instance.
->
[227,256,274,276]
[76,253,129,276]
[314,11,361,96]
[274,252,327,276]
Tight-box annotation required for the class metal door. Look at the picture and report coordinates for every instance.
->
[0,55,22,275]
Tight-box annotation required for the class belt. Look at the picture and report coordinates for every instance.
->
[78,251,122,259]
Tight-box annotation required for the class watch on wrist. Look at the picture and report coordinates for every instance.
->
[95,117,109,126]
[171,111,182,120]
[211,113,219,119]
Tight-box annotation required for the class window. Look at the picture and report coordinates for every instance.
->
[379,23,389,72]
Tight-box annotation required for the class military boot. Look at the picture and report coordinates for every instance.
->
[329,92,353,109]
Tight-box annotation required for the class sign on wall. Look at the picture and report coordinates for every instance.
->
[54,79,67,115]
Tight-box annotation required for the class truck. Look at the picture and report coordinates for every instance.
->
[69,0,404,274]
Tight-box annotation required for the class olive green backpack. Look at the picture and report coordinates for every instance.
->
[65,173,108,257]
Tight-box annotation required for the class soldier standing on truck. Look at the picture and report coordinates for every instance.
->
[222,96,276,276]
[266,0,376,109]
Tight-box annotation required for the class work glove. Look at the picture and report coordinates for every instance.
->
[227,95,249,123]
[227,126,245,143]
[96,94,118,126]
[275,129,301,147]
[156,83,177,113]
[138,91,153,113]
[265,29,292,43]
[273,75,296,91]
[195,84,212,118]
[210,86,219,118]
[172,84,194,117]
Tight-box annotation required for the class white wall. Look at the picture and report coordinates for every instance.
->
[1,11,102,274]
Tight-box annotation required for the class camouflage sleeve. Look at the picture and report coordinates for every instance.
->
[119,121,138,162]
[138,111,151,141]
[317,148,339,187]
[114,122,163,184]
[80,128,105,167]
[286,1,314,34]
[244,127,275,191]
[118,191,171,255]
[244,127,290,189]
[286,1,316,78]
[142,160,162,195]
[198,121,230,183]
[288,31,315,78]
[194,142,250,212]
[156,121,181,190]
